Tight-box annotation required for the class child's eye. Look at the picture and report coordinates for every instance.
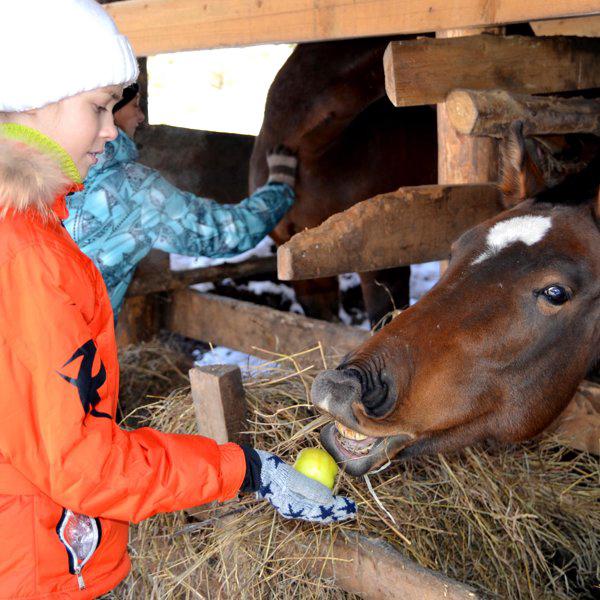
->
[95,105,107,113]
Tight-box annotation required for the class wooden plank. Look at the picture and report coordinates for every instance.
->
[104,0,600,56]
[310,533,479,600]
[446,89,600,137]
[277,184,504,281]
[189,365,247,445]
[127,255,277,296]
[384,35,600,107]
[531,15,600,37]
[166,290,369,356]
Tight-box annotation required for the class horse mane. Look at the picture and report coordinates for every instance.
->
[534,152,600,208]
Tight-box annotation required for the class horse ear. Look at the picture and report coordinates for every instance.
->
[499,121,544,208]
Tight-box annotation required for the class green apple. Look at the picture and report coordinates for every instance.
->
[293,447,339,489]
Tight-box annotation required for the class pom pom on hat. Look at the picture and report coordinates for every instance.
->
[0,0,139,112]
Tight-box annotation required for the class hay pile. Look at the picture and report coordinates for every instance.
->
[110,343,599,600]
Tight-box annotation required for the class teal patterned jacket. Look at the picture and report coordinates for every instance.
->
[64,129,294,317]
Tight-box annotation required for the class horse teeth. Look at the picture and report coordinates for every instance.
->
[335,421,368,441]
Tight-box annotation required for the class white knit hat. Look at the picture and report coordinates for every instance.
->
[0,0,139,112]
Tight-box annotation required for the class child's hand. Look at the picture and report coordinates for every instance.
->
[254,450,356,524]
[266,145,298,188]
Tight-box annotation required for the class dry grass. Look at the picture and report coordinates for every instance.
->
[107,342,599,600]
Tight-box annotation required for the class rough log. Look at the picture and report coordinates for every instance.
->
[309,533,479,600]
[166,290,369,357]
[384,35,600,108]
[531,15,600,37]
[105,0,600,56]
[277,184,503,281]
[127,255,277,296]
[446,89,600,137]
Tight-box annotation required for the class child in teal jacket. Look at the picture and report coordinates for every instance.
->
[65,84,296,317]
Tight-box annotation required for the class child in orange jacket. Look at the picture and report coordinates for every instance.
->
[0,2,355,598]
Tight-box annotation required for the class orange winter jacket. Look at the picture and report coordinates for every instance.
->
[0,130,246,599]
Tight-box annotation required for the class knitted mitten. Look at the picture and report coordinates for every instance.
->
[255,450,356,524]
[266,145,298,188]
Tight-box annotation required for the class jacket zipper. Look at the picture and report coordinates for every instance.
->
[56,509,101,590]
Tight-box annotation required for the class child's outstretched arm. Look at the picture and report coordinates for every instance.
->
[136,146,297,258]
[0,246,246,523]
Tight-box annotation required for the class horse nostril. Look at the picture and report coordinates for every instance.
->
[357,370,396,418]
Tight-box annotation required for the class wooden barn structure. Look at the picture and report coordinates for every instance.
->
[99,1,599,597]
[104,0,600,359]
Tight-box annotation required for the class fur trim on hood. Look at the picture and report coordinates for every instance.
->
[0,136,72,219]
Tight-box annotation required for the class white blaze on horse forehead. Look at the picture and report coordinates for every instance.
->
[472,215,553,265]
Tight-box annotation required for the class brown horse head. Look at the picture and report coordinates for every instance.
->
[312,125,600,476]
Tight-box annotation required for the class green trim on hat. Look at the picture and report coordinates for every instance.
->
[0,123,82,184]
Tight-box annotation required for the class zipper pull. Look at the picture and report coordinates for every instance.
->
[75,568,86,590]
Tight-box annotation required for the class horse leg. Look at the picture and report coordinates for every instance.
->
[359,266,410,328]
[292,277,340,321]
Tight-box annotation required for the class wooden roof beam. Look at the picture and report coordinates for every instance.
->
[105,0,600,56]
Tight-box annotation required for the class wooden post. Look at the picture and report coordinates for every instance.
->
[189,365,247,445]
[187,364,247,521]
[116,249,170,346]
[436,28,501,274]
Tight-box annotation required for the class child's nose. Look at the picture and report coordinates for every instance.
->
[103,120,119,142]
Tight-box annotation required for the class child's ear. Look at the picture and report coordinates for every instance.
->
[499,121,545,208]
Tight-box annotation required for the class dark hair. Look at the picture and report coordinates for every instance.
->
[112,83,139,114]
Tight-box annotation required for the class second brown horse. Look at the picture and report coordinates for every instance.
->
[249,38,437,323]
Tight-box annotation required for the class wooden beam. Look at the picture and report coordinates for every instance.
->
[446,89,600,137]
[126,255,277,296]
[104,0,600,56]
[531,15,600,37]
[384,35,600,108]
[277,184,503,281]
[311,533,479,600]
[166,290,369,357]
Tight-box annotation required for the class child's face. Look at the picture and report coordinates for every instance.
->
[14,85,123,179]
[114,93,145,139]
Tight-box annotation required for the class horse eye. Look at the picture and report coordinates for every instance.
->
[542,285,570,305]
